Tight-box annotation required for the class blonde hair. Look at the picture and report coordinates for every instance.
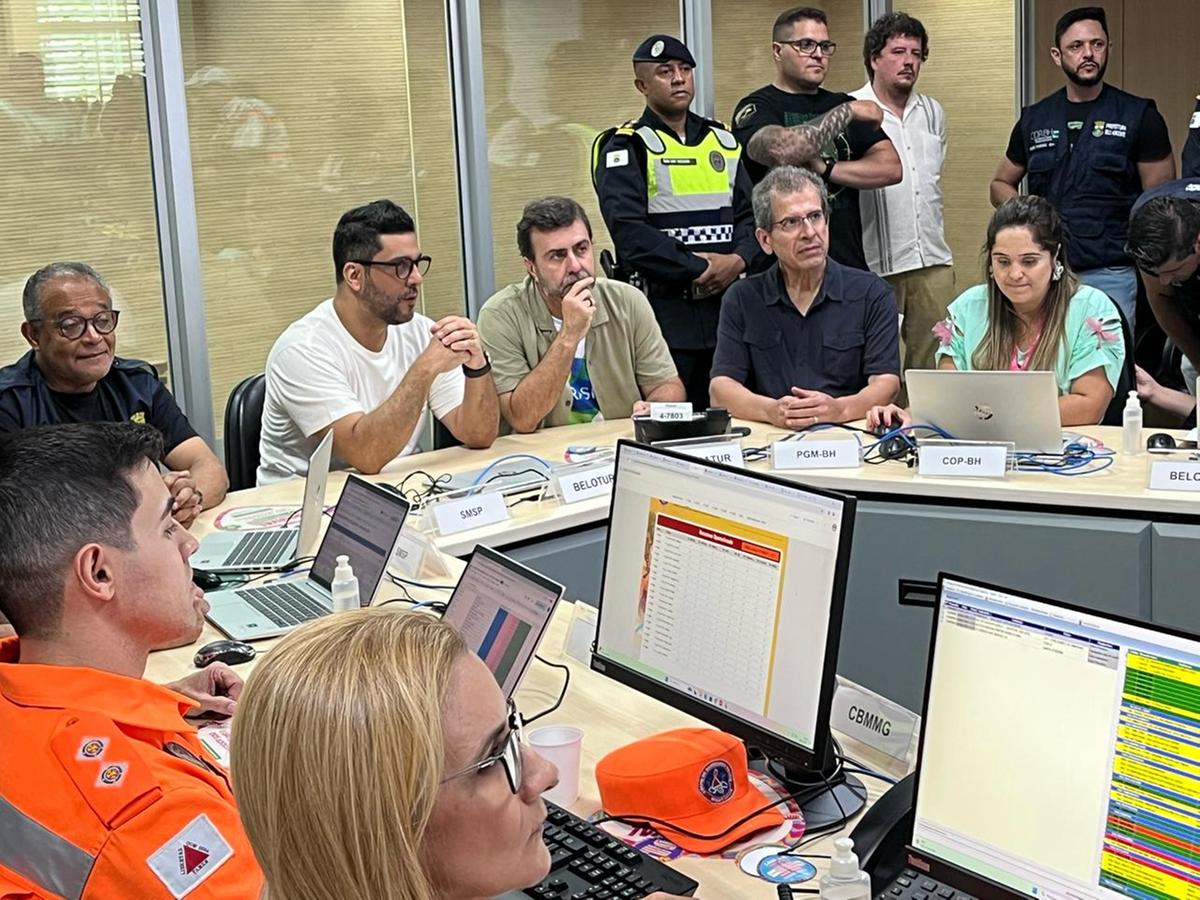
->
[974,195,1078,374]
[230,608,467,900]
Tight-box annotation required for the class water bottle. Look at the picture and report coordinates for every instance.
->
[1122,390,1142,456]
[819,838,871,900]
[330,555,360,612]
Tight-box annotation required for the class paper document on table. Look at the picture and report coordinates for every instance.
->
[198,720,232,767]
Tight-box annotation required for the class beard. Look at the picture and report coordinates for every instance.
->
[1064,56,1106,86]
[541,268,592,303]
[362,279,416,325]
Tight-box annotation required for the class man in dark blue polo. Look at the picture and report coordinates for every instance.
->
[0,262,227,526]
[710,165,899,427]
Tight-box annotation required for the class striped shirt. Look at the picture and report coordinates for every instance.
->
[850,82,953,277]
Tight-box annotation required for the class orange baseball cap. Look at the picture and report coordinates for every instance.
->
[595,728,784,853]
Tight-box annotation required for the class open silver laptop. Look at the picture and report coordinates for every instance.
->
[205,475,410,641]
[194,432,333,573]
[906,369,1062,453]
[442,545,565,698]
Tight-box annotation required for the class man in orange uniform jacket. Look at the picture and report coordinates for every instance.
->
[0,422,262,899]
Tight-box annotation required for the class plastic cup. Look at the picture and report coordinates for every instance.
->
[527,724,584,806]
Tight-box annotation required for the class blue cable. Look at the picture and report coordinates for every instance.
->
[468,453,552,487]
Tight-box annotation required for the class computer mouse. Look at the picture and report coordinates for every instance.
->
[193,639,256,668]
[872,420,894,438]
[1147,432,1178,451]
[192,568,223,591]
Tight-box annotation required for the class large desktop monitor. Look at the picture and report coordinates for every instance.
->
[591,440,857,814]
[911,574,1200,900]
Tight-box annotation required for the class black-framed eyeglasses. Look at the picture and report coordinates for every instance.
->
[352,255,432,281]
[779,38,837,57]
[441,699,523,794]
[772,210,826,233]
[28,309,120,340]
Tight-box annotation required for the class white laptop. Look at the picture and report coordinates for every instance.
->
[194,432,333,573]
[205,475,410,641]
[442,545,565,698]
[906,369,1062,453]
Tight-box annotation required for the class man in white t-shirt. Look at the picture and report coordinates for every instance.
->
[258,200,498,483]
[851,12,953,384]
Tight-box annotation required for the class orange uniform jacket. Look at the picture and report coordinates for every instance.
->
[0,638,263,898]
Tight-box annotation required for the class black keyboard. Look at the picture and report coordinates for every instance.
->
[877,868,976,900]
[238,582,329,628]
[512,803,698,899]
[227,529,295,567]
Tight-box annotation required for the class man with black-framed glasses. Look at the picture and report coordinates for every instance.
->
[732,5,901,272]
[258,199,498,483]
[0,261,228,529]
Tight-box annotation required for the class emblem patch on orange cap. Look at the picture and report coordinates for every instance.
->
[699,760,734,803]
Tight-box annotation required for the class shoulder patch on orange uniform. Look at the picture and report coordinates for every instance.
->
[50,712,162,829]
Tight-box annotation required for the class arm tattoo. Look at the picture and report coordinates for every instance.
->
[789,101,854,157]
[745,101,856,167]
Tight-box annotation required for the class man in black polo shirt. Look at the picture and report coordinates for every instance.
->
[0,262,228,526]
[710,166,899,427]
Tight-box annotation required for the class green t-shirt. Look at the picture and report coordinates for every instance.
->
[933,283,1125,393]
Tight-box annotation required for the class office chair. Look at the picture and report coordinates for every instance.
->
[1101,296,1137,427]
[223,372,267,491]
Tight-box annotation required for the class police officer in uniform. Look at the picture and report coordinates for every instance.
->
[593,35,760,407]
[990,6,1174,334]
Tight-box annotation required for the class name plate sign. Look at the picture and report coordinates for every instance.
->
[675,440,744,468]
[918,442,1008,479]
[432,492,510,536]
[554,462,616,504]
[831,679,919,762]
[1149,460,1200,492]
[649,402,693,422]
[772,438,861,470]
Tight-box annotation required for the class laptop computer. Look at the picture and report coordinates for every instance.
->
[205,475,410,641]
[442,545,564,698]
[906,369,1062,453]
[878,572,1200,900]
[193,431,333,573]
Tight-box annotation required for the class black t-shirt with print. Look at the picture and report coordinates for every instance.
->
[732,85,890,271]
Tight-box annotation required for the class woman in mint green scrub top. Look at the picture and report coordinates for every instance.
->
[869,196,1125,429]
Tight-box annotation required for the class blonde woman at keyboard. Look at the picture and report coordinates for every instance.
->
[231,610,693,900]
[869,195,1125,430]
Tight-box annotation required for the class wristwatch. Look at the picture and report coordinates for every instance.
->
[462,352,492,378]
[821,158,836,183]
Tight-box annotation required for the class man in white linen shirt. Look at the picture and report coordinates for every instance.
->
[257,199,498,483]
[851,12,953,383]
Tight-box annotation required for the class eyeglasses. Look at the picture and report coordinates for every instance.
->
[29,309,120,340]
[441,699,523,794]
[772,210,826,233]
[779,38,837,57]
[352,255,432,281]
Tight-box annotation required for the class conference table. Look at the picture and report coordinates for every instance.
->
[145,415,1200,895]
[176,417,1200,711]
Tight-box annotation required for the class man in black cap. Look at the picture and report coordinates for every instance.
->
[592,34,760,407]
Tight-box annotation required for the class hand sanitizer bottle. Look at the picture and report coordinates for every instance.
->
[1123,390,1143,455]
[819,838,871,900]
[331,555,360,612]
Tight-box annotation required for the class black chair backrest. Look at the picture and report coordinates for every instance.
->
[433,416,461,450]
[223,373,266,491]
[1101,295,1137,427]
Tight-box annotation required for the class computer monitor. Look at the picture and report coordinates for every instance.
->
[911,573,1200,899]
[592,440,857,817]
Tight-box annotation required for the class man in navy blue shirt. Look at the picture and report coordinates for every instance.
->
[0,263,227,526]
[710,166,899,428]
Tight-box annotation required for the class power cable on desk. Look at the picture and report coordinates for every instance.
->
[470,454,552,488]
[521,654,571,726]
[388,573,455,591]
[224,556,317,588]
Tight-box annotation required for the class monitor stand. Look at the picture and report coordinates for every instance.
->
[750,749,867,832]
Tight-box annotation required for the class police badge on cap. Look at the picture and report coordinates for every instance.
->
[632,34,697,67]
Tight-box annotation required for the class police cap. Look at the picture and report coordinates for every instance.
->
[632,35,696,68]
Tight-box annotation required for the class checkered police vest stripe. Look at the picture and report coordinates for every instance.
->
[662,224,735,245]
